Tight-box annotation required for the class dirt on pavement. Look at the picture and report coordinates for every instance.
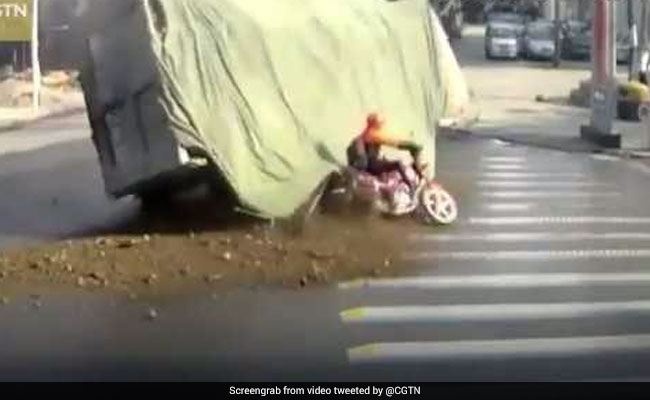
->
[0,193,427,298]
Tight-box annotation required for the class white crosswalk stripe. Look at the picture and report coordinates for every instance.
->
[481,172,587,178]
[476,181,609,188]
[469,216,650,225]
[481,202,611,212]
[348,334,650,364]
[483,203,535,211]
[483,164,528,170]
[591,154,620,161]
[407,249,650,261]
[481,156,526,163]
[480,191,621,199]
[413,232,650,242]
[341,300,650,324]
[339,272,650,290]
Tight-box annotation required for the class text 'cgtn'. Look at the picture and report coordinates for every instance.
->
[0,4,28,18]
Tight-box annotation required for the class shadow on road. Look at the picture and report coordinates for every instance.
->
[0,137,269,247]
[0,139,137,248]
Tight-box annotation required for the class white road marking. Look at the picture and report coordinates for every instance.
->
[484,203,534,211]
[341,300,650,324]
[469,216,650,225]
[490,139,515,147]
[481,202,608,211]
[481,156,526,163]
[413,231,650,242]
[477,181,608,188]
[481,172,587,179]
[348,334,650,364]
[480,191,620,199]
[483,164,527,171]
[591,154,620,161]
[407,249,650,261]
[339,272,650,290]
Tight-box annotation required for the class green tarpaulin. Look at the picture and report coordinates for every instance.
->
[84,0,468,218]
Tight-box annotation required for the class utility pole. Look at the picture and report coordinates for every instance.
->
[628,0,637,80]
[609,0,617,79]
[581,0,620,148]
[553,0,560,68]
[31,0,40,112]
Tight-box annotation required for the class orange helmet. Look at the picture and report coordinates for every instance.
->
[362,113,384,143]
[367,113,383,127]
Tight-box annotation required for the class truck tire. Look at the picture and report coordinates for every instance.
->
[137,187,174,214]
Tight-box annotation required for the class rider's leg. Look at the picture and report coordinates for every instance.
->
[394,161,417,193]
[369,160,417,197]
[368,159,413,187]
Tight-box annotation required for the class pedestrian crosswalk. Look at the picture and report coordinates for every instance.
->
[337,143,650,380]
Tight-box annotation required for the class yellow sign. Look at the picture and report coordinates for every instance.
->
[0,0,32,42]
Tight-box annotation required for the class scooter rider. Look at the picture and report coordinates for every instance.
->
[346,113,424,195]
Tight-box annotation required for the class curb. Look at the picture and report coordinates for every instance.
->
[458,128,650,168]
[447,127,609,155]
[0,106,86,134]
[603,148,650,160]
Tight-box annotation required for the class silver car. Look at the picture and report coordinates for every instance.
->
[524,21,556,60]
[485,22,520,60]
[617,32,632,64]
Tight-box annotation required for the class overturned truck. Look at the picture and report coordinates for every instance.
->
[79,0,471,219]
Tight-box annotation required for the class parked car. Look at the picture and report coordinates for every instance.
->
[485,22,520,60]
[523,20,556,60]
[487,11,527,28]
[487,12,526,54]
[561,20,591,60]
[617,32,632,65]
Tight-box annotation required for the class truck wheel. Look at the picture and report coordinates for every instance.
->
[138,188,174,214]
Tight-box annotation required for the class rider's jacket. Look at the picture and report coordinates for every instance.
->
[347,114,423,171]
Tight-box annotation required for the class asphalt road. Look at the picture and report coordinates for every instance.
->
[0,113,137,249]
[4,33,650,381]
[4,114,650,381]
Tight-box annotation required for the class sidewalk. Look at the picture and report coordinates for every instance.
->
[0,92,86,133]
[457,25,648,154]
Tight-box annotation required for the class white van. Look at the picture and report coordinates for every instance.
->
[485,22,520,60]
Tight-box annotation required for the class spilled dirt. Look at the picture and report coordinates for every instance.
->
[0,192,426,298]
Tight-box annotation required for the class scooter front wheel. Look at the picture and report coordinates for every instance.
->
[419,182,458,225]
